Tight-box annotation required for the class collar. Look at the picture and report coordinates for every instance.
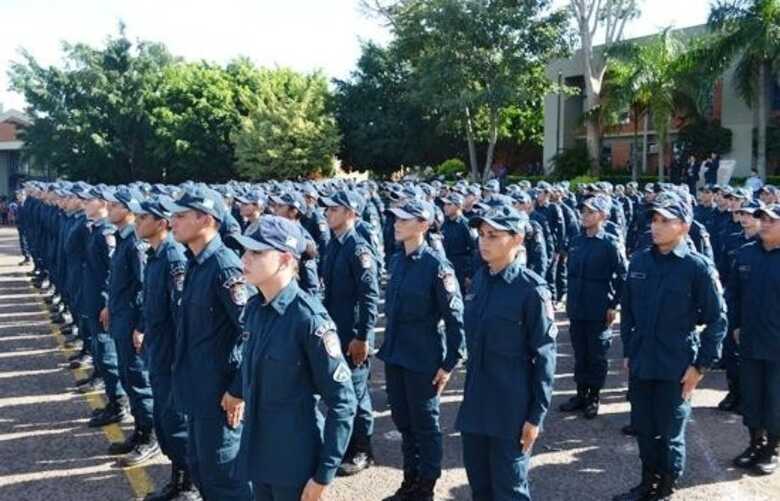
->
[262,280,299,315]
[154,233,176,257]
[116,223,135,239]
[655,240,690,259]
[492,256,524,284]
[189,234,223,265]
[335,226,354,245]
[586,227,607,240]
[405,241,428,261]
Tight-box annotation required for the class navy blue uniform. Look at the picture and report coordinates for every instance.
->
[320,228,380,455]
[441,214,476,290]
[232,282,357,500]
[726,242,780,437]
[172,234,253,500]
[378,243,465,482]
[456,258,557,500]
[142,234,188,467]
[109,223,154,432]
[621,243,727,479]
[566,230,627,390]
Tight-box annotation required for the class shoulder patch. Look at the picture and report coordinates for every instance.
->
[318,220,329,233]
[357,248,373,269]
[105,233,116,248]
[323,331,342,358]
[223,274,248,306]
[170,263,186,292]
[314,320,337,338]
[333,362,351,383]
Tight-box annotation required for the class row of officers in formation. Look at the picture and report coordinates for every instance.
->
[14,175,780,501]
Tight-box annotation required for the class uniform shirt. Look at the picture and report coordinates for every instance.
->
[456,257,557,439]
[172,234,254,418]
[566,229,627,322]
[141,234,187,376]
[301,207,331,258]
[377,242,465,373]
[726,241,780,361]
[232,281,357,487]
[321,227,380,352]
[441,214,476,279]
[108,223,147,327]
[621,242,727,381]
[537,202,565,253]
[525,219,549,278]
[82,219,115,318]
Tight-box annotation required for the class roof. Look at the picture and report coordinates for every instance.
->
[0,109,32,127]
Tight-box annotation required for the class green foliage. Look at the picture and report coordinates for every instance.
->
[232,69,340,180]
[678,118,733,158]
[568,175,600,190]
[549,144,591,179]
[435,158,467,179]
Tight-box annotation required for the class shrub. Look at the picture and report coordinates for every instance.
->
[436,158,468,179]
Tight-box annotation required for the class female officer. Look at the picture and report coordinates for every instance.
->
[455,204,558,501]
[227,215,357,501]
[377,199,465,501]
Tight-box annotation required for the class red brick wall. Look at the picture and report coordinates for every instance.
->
[0,122,18,142]
[611,142,631,169]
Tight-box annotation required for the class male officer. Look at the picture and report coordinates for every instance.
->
[166,187,253,500]
[456,205,557,501]
[104,187,159,465]
[320,190,380,476]
[379,199,465,501]
[83,188,130,427]
[132,196,198,500]
[726,204,780,475]
[440,192,475,291]
[230,216,357,501]
[560,195,627,419]
[535,182,565,298]
[616,192,727,500]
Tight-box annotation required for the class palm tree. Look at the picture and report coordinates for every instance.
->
[707,0,780,179]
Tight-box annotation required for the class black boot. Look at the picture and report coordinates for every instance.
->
[88,399,130,427]
[144,464,184,500]
[560,384,588,412]
[383,469,418,501]
[733,428,767,468]
[409,478,436,501]
[173,469,202,500]
[717,381,740,412]
[337,437,374,476]
[583,387,600,419]
[122,429,162,467]
[652,473,677,500]
[612,466,658,500]
[108,427,141,455]
[754,434,779,476]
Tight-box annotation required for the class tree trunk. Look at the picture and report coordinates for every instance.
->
[658,128,666,182]
[585,118,601,176]
[756,62,768,179]
[482,113,499,182]
[632,108,640,182]
[464,107,479,180]
[642,113,649,174]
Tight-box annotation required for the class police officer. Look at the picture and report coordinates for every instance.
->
[82,188,130,427]
[103,187,159,465]
[269,191,321,297]
[615,193,727,500]
[560,195,627,419]
[378,199,465,501]
[132,196,198,500]
[319,190,380,476]
[166,187,254,500]
[229,216,358,501]
[235,190,267,236]
[726,204,780,475]
[456,204,557,501]
[440,192,476,291]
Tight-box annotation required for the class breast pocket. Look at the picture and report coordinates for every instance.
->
[261,354,305,407]
[485,309,524,356]
[399,290,430,321]
[662,282,691,321]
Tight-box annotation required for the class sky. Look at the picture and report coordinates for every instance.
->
[0,0,715,111]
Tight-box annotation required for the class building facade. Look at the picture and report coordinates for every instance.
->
[543,25,780,178]
[0,108,33,196]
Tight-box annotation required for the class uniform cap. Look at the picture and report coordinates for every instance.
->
[469,205,529,234]
[232,215,306,258]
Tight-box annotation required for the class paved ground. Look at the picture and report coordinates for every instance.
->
[0,225,778,500]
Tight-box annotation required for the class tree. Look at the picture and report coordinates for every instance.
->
[232,69,341,180]
[707,0,780,179]
[569,0,641,174]
[8,25,175,182]
[146,62,241,183]
[362,0,569,180]
[333,42,445,175]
